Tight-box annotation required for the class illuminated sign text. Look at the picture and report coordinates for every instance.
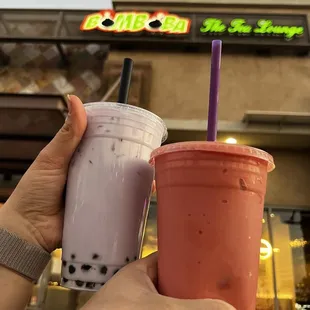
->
[81,10,191,35]
[200,18,304,40]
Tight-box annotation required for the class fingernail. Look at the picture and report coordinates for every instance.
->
[66,94,72,114]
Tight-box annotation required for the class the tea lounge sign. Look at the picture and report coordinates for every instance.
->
[200,17,304,40]
[195,13,309,46]
[81,10,191,34]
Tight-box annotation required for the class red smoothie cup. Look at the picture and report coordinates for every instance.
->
[150,141,275,310]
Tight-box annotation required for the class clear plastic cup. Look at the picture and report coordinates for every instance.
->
[61,102,167,291]
[151,141,274,309]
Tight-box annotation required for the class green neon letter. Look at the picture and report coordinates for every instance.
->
[228,18,252,34]
[254,19,273,34]
[132,13,149,31]
[284,26,304,39]
[161,16,177,32]
[81,13,101,30]
[200,18,226,33]
[173,19,189,33]
[113,13,133,31]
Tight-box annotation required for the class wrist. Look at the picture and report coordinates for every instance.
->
[0,226,51,282]
[0,205,43,250]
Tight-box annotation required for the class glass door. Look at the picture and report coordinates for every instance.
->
[256,211,275,310]
[269,209,310,310]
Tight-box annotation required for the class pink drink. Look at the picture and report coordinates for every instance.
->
[61,102,167,291]
[151,142,274,309]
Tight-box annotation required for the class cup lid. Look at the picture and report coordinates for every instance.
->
[84,102,168,143]
[150,141,275,172]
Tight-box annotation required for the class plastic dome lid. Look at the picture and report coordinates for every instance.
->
[150,141,275,172]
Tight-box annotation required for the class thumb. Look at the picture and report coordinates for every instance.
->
[107,252,158,294]
[133,252,158,284]
[36,95,87,168]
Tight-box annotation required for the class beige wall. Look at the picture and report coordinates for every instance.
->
[265,150,310,207]
[110,5,310,122]
[108,51,310,121]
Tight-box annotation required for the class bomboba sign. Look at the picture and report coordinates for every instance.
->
[81,10,191,35]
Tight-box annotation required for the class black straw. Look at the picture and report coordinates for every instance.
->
[118,58,134,104]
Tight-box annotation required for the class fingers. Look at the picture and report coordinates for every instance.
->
[120,254,235,309]
[35,95,87,169]
[105,252,158,294]
[82,253,159,310]
[83,252,236,310]
[167,298,236,310]
[133,252,158,283]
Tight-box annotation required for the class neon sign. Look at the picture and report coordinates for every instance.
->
[200,18,304,40]
[81,10,191,35]
[260,239,272,260]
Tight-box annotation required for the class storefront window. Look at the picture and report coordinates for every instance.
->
[141,201,157,258]
[271,210,310,310]
[257,212,275,310]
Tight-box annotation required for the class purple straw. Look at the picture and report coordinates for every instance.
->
[207,40,222,141]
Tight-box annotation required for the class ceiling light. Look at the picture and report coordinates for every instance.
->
[225,137,237,144]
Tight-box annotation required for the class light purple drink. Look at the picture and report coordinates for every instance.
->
[61,102,167,291]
